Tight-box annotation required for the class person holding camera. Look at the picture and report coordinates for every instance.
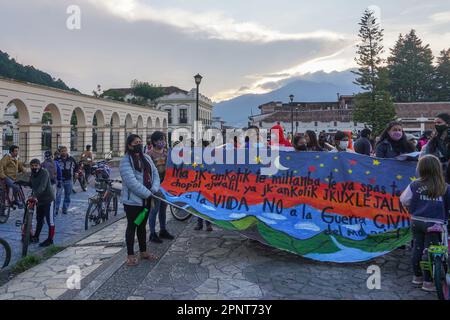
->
[422,113,450,183]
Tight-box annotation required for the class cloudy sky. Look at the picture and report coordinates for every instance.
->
[1,0,449,102]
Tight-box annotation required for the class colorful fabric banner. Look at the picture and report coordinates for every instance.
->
[160,149,417,263]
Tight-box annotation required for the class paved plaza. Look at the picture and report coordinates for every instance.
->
[0,195,437,300]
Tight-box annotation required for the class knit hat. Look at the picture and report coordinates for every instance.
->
[437,113,450,125]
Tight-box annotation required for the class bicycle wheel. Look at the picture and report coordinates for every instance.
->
[434,256,449,300]
[0,238,11,269]
[21,208,32,258]
[85,201,100,230]
[170,205,192,221]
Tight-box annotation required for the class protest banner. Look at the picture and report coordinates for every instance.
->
[160,149,416,263]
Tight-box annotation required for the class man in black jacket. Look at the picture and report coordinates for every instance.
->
[55,146,78,215]
[29,159,55,247]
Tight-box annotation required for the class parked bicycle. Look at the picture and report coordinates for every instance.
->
[73,161,88,192]
[9,181,36,258]
[84,160,120,230]
[420,223,450,300]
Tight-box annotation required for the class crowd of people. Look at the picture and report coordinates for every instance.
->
[1,113,449,293]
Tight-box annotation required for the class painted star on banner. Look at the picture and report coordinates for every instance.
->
[396,175,403,180]
[373,160,381,166]
[320,164,325,168]
[366,171,371,175]
[255,156,262,164]
[410,177,417,182]
[349,160,357,166]
[348,169,353,174]
[192,162,198,168]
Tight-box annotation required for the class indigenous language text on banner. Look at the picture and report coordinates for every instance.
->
[160,149,416,263]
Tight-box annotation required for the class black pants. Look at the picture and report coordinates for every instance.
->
[411,220,442,282]
[197,217,211,227]
[124,204,149,255]
[35,203,52,239]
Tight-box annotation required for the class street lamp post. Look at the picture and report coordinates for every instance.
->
[289,94,294,137]
[295,107,299,134]
[194,74,203,123]
[194,74,203,145]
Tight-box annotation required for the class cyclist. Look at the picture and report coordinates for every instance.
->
[400,155,450,292]
[28,159,56,247]
[0,145,25,209]
[148,131,174,243]
[55,146,78,215]
[80,145,94,183]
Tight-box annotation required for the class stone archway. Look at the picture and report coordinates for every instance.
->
[1,99,30,160]
[70,107,86,154]
[136,115,144,138]
[41,103,63,154]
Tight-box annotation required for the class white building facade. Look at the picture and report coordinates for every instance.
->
[157,89,214,145]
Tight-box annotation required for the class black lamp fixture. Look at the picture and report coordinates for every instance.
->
[194,74,203,124]
[289,94,294,136]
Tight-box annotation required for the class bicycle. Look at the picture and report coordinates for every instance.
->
[0,237,11,269]
[7,181,36,258]
[84,177,121,230]
[0,178,25,224]
[73,161,88,192]
[169,203,192,221]
[420,223,450,300]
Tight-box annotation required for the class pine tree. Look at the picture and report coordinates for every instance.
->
[387,30,435,102]
[352,9,396,135]
[435,49,450,101]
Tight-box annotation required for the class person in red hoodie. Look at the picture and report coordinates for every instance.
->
[270,123,292,147]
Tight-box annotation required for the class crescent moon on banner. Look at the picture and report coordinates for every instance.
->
[274,156,289,171]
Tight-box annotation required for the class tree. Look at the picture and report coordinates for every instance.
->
[387,30,435,102]
[131,80,165,104]
[435,49,450,101]
[352,9,396,136]
[101,89,126,102]
[352,9,384,96]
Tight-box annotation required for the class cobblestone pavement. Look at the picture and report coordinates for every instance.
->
[0,202,439,300]
[0,172,121,266]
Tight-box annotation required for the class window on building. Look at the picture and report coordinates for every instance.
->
[315,121,318,127]
[179,109,188,124]
[334,121,337,127]
[166,109,172,124]
[354,122,357,127]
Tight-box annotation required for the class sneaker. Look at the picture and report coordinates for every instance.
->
[62,210,68,215]
[194,224,203,231]
[149,233,163,244]
[30,236,39,244]
[39,239,53,247]
[412,276,424,285]
[206,225,213,232]
[159,230,174,240]
[421,282,436,292]
[54,209,59,216]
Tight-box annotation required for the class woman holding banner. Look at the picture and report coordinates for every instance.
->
[375,121,415,159]
[120,134,160,266]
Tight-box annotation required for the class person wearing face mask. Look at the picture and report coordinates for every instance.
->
[28,159,55,247]
[331,131,354,153]
[422,113,450,182]
[120,134,160,266]
[293,134,308,152]
[375,121,416,159]
[147,131,174,243]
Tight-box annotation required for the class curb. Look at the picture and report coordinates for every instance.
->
[0,213,126,287]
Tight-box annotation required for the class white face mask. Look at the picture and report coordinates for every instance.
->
[339,141,349,150]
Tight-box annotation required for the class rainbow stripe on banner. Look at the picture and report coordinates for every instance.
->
[160,149,416,263]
